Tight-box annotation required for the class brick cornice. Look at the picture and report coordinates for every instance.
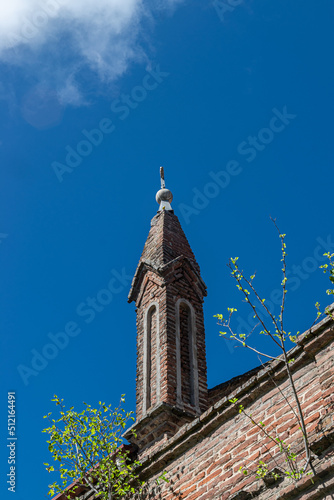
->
[124,402,195,450]
[128,255,207,305]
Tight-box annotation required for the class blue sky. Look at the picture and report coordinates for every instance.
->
[1,0,334,498]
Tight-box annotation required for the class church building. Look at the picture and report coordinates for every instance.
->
[124,169,334,499]
[59,169,334,499]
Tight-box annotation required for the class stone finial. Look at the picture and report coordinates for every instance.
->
[156,166,173,211]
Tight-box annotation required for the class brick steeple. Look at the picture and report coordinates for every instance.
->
[125,170,208,453]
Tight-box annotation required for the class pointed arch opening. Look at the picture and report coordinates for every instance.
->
[175,299,199,412]
[143,302,160,414]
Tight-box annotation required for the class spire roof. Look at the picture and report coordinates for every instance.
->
[129,210,206,302]
[139,210,200,271]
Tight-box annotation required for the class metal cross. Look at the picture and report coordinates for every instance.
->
[160,166,165,189]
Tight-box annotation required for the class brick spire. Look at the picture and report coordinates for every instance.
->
[125,171,208,453]
[128,209,202,302]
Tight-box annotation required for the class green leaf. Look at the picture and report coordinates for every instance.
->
[43,394,143,497]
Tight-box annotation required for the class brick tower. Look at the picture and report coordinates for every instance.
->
[125,168,208,453]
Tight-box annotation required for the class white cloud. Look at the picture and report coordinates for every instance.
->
[0,0,182,107]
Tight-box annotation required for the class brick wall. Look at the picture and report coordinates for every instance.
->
[132,317,334,500]
[58,316,334,500]
[58,295,334,500]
